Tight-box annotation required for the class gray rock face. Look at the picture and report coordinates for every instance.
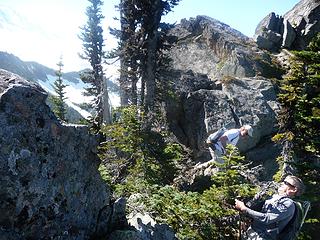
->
[0,69,111,239]
[254,0,320,51]
[282,20,296,48]
[284,0,320,49]
[127,213,177,240]
[254,13,284,51]
[255,30,283,51]
[165,71,279,162]
[162,16,284,189]
[164,72,281,190]
[108,230,143,240]
[168,16,283,80]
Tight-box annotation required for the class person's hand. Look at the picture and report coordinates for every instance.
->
[205,139,212,148]
[235,199,247,212]
[219,135,228,148]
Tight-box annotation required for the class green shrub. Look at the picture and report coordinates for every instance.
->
[275,33,320,239]
[144,145,257,240]
[98,106,183,197]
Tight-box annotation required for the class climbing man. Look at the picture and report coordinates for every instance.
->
[235,175,305,240]
[195,125,253,170]
[207,124,253,164]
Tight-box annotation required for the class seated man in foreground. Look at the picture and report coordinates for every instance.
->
[234,175,305,240]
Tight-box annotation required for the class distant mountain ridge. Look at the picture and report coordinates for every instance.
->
[0,51,120,122]
[0,51,80,84]
[0,51,119,90]
[0,51,90,121]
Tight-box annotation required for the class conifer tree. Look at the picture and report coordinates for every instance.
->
[113,0,181,111]
[138,0,181,113]
[275,33,320,178]
[79,0,111,127]
[117,0,140,106]
[275,34,320,238]
[52,57,68,121]
[278,34,320,156]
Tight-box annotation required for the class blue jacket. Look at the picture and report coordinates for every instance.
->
[245,194,295,239]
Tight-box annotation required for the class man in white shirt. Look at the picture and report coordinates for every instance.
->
[195,125,253,170]
[207,125,253,164]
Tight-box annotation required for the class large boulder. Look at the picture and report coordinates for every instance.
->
[165,71,279,162]
[254,12,284,51]
[282,20,296,48]
[0,69,112,239]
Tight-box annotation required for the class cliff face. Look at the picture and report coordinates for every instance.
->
[164,16,282,172]
[160,1,320,190]
[284,0,320,49]
[0,69,112,239]
[168,16,283,80]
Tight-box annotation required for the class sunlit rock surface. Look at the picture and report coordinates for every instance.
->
[0,69,111,239]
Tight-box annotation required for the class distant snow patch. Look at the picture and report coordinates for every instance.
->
[36,76,92,119]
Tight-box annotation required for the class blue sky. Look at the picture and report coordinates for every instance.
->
[163,0,300,36]
[0,0,300,71]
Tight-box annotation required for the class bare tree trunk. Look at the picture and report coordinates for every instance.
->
[144,36,157,112]
[102,78,111,124]
[281,140,297,177]
[143,0,162,113]
[119,61,129,106]
[119,0,129,106]
[131,66,138,106]
[140,65,146,107]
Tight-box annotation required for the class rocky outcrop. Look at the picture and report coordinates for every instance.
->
[165,71,279,162]
[282,19,296,48]
[163,16,284,189]
[0,69,113,239]
[165,16,282,160]
[164,2,320,188]
[0,69,177,240]
[254,13,284,51]
[168,16,284,80]
[254,0,320,51]
[284,0,320,49]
